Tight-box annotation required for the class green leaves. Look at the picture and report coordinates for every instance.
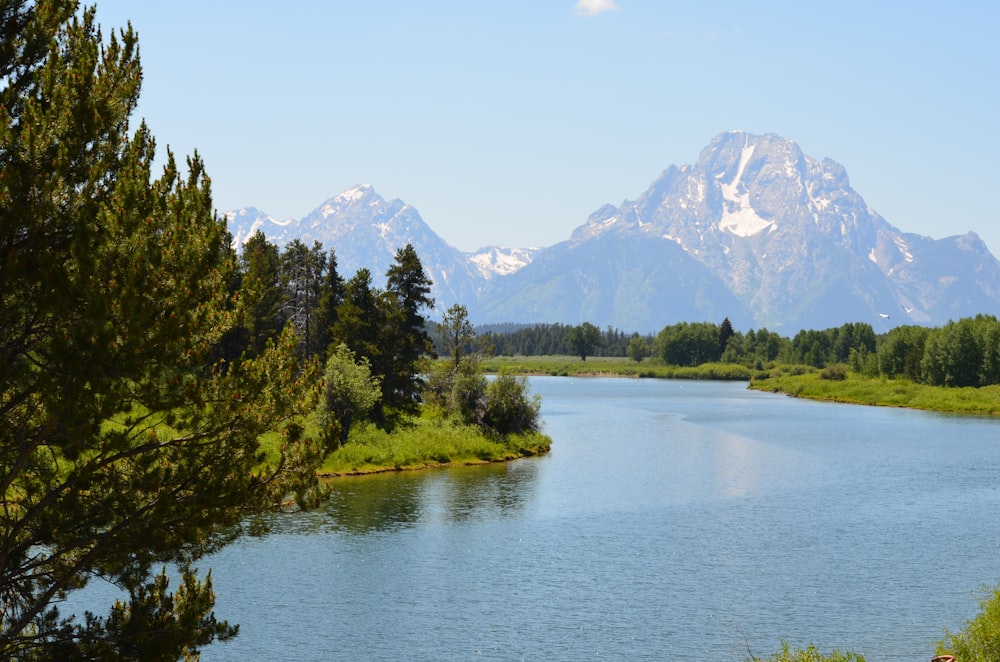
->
[0,2,323,656]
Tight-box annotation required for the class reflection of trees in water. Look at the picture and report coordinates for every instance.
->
[324,472,425,534]
[322,459,542,534]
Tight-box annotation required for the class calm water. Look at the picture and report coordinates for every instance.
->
[115,378,1000,659]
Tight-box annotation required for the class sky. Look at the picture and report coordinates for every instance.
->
[93,1,999,253]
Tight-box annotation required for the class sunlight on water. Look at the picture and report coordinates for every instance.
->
[69,378,1000,661]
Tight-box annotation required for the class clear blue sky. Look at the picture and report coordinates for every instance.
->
[94,1,999,253]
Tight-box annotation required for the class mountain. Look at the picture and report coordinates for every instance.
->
[509,130,1000,330]
[227,185,485,307]
[225,132,1000,332]
[474,232,755,332]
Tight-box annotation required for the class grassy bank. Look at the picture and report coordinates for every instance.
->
[257,412,551,478]
[750,370,1000,416]
[479,355,753,380]
[317,417,551,476]
[480,355,1000,416]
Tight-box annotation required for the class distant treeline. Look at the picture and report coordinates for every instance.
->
[477,323,642,358]
[475,315,1000,388]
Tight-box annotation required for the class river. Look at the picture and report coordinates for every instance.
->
[161,378,1000,659]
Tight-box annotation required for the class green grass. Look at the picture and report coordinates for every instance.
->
[317,416,551,476]
[478,355,753,380]
[750,371,1000,415]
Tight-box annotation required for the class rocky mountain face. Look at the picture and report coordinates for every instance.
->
[225,132,1000,332]
[226,185,522,308]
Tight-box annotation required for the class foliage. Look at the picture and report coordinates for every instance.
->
[313,247,346,362]
[627,335,651,362]
[920,315,1000,388]
[378,244,436,425]
[936,582,1000,661]
[438,303,477,369]
[751,641,866,662]
[876,324,929,380]
[653,321,724,366]
[481,372,543,435]
[566,321,602,361]
[476,355,755,380]
[819,363,849,380]
[319,344,382,449]
[0,3,324,656]
[749,371,1000,415]
[481,322,649,358]
[278,238,327,357]
[427,310,542,436]
[238,230,283,357]
[330,268,384,369]
[318,417,551,475]
[719,316,736,353]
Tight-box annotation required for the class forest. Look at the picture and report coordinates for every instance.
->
[482,316,1000,389]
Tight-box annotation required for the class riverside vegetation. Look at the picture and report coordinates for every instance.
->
[2,2,995,659]
[0,4,543,659]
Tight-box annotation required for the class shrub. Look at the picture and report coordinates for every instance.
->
[819,363,849,381]
[482,372,541,435]
[752,641,866,661]
[936,583,1000,661]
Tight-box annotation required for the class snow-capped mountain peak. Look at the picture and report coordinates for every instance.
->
[467,246,538,279]
[225,132,1000,331]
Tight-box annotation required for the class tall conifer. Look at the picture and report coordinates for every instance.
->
[0,3,323,657]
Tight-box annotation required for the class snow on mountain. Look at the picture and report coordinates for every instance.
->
[467,246,539,279]
[224,208,295,248]
[553,130,1000,329]
[224,132,1000,331]
[716,137,774,237]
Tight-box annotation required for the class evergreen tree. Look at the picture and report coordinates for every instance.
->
[314,247,346,361]
[0,4,323,657]
[332,268,384,367]
[379,244,435,425]
[719,317,735,355]
[279,239,326,358]
[239,229,283,357]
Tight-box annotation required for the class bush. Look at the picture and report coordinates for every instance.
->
[819,363,849,381]
[320,344,381,449]
[752,642,866,661]
[936,583,1000,660]
[482,372,541,435]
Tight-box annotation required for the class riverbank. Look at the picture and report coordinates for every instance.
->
[315,416,551,477]
[480,356,753,380]
[749,371,1000,416]
[481,355,1000,416]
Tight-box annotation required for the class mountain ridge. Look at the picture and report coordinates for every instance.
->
[225,131,1000,332]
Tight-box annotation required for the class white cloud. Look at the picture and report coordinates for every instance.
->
[572,0,619,17]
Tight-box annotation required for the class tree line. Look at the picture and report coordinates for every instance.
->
[481,322,648,359]
[485,316,1000,388]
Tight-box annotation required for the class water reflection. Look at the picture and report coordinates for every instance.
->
[322,459,541,534]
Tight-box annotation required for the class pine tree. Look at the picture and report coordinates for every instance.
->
[332,268,385,373]
[314,247,346,361]
[380,244,435,425]
[278,239,326,358]
[0,3,323,657]
[239,229,283,356]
